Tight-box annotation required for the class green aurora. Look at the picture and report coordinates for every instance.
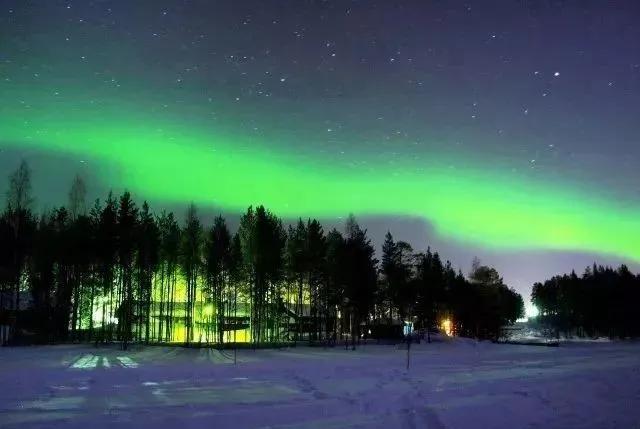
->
[2,86,639,263]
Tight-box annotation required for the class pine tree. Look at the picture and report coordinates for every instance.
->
[136,202,159,343]
[117,191,138,349]
[4,160,35,341]
[158,211,180,342]
[286,219,307,342]
[342,216,377,349]
[380,231,398,324]
[325,228,345,342]
[306,219,326,341]
[239,206,285,344]
[203,215,232,344]
[228,232,244,345]
[180,203,202,346]
[95,195,118,343]
[29,213,56,342]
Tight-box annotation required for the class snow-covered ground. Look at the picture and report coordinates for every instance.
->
[1,339,639,428]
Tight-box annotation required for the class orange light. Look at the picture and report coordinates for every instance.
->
[441,319,452,336]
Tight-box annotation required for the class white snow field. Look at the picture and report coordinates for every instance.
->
[1,340,639,429]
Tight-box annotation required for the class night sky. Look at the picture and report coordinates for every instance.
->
[2,1,640,311]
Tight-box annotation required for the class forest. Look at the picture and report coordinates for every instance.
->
[0,160,524,347]
[532,264,640,338]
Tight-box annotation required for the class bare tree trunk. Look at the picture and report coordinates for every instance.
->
[158,264,165,343]
[297,278,303,342]
[145,271,152,343]
[88,281,95,342]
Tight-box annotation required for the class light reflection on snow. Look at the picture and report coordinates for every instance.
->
[116,356,139,368]
[70,354,99,369]
[69,354,137,370]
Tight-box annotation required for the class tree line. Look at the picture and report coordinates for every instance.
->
[532,264,640,338]
[0,160,524,347]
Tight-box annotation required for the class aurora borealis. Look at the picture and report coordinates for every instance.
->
[2,103,639,262]
[2,1,640,298]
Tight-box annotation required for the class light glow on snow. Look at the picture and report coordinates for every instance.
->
[116,356,139,368]
[70,354,99,369]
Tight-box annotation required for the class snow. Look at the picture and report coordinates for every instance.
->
[1,340,639,428]
[508,326,615,345]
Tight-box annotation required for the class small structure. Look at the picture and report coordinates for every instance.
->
[403,320,414,336]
